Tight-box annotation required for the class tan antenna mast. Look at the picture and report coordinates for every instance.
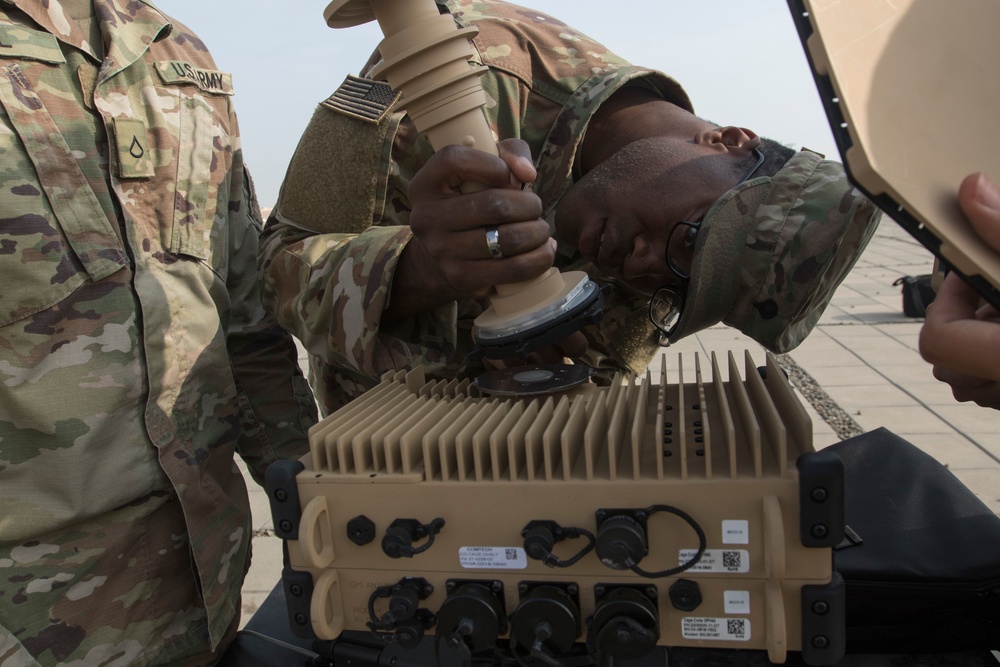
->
[325,0,605,360]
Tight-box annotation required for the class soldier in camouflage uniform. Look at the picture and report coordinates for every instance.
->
[0,1,317,664]
[260,0,881,416]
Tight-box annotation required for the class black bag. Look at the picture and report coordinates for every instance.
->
[892,274,937,317]
[827,428,1000,653]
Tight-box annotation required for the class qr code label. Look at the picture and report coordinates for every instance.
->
[723,551,742,569]
[681,617,752,642]
[678,549,750,573]
[458,546,527,570]
[727,619,747,637]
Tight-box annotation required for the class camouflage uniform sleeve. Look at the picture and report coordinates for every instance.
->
[226,150,318,484]
[259,217,466,386]
[258,81,475,415]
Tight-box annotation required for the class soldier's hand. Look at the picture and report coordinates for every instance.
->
[407,138,556,299]
[921,274,1000,410]
[919,172,1000,410]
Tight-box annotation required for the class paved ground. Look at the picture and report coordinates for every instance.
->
[236,220,1000,625]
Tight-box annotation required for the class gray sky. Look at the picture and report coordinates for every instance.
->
[156,1,838,209]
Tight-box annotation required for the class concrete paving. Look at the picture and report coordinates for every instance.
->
[236,220,1000,625]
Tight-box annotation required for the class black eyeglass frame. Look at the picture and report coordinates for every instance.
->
[648,146,766,344]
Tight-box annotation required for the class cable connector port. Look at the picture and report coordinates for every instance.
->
[588,585,660,661]
[381,518,445,558]
[437,580,506,656]
[510,582,581,663]
[521,520,596,568]
[365,577,436,648]
[594,510,648,570]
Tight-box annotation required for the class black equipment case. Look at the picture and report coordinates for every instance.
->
[828,428,1000,653]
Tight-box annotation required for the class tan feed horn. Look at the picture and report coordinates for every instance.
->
[324,0,602,356]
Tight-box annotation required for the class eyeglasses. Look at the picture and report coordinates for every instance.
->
[648,147,765,344]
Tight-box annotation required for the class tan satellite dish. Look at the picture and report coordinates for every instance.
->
[788,0,1000,309]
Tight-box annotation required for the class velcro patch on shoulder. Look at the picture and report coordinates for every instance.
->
[321,75,400,124]
[0,24,66,63]
[154,61,233,95]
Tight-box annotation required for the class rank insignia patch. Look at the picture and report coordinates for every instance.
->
[321,75,400,123]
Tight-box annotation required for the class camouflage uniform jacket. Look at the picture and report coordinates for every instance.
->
[261,0,694,415]
[0,1,317,664]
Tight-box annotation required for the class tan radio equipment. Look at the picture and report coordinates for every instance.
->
[267,351,845,666]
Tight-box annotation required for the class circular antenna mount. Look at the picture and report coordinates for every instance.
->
[474,364,594,397]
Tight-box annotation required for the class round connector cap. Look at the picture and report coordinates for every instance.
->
[347,515,376,545]
[595,515,646,570]
[668,579,702,612]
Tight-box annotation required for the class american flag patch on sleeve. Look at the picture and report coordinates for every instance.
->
[321,75,400,123]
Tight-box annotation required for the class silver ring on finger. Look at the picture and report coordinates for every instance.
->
[485,225,503,259]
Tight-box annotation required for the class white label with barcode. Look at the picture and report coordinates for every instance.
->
[458,546,527,569]
[678,548,750,573]
[681,617,752,641]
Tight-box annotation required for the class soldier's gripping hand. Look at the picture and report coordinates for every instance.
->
[919,172,1000,410]
[406,138,556,300]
